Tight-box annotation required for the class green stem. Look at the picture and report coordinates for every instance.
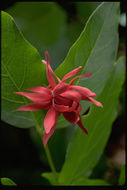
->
[35,125,59,185]
[35,123,42,136]
[45,145,59,184]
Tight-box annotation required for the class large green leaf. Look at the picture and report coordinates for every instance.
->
[1,11,47,129]
[6,2,78,70]
[56,2,120,128]
[56,2,120,129]
[55,2,120,115]
[58,57,125,185]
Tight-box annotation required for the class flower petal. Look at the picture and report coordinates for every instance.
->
[70,101,78,111]
[53,100,78,112]
[14,101,51,111]
[53,82,69,97]
[63,111,80,124]
[60,90,81,102]
[42,60,61,83]
[62,66,82,82]
[42,52,61,86]
[46,64,56,89]
[42,59,47,65]
[42,52,56,89]
[43,126,56,147]
[76,103,82,112]
[77,117,88,134]
[70,85,96,97]
[45,51,50,64]
[53,103,70,112]
[54,95,72,106]
[44,107,59,134]
[14,91,51,102]
[86,97,103,107]
[69,73,92,85]
[27,86,51,95]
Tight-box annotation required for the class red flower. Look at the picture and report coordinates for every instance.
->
[15,52,103,146]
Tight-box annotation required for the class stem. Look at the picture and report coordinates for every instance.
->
[35,123,42,135]
[45,145,57,175]
[45,145,59,184]
[35,125,59,185]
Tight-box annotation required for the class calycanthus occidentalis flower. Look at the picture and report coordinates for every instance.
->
[14,52,103,146]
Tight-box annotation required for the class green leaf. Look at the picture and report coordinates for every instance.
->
[72,177,110,186]
[55,2,120,115]
[56,2,119,129]
[119,164,125,185]
[59,57,125,185]
[1,11,47,129]
[1,177,16,186]
[41,172,59,186]
[6,2,70,70]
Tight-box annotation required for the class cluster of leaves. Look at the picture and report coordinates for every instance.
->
[1,2,125,186]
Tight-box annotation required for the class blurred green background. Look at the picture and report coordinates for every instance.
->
[1,2,126,185]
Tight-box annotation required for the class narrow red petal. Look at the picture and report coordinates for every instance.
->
[87,97,103,107]
[47,84,51,89]
[14,91,51,102]
[83,72,92,78]
[53,82,69,97]
[60,90,81,102]
[69,101,78,112]
[77,117,88,134]
[76,103,82,112]
[53,100,78,113]
[62,66,82,82]
[43,126,56,147]
[47,65,56,89]
[53,103,70,112]
[43,60,61,83]
[43,52,61,85]
[27,86,51,95]
[69,73,92,85]
[70,85,96,97]
[15,101,51,111]
[44,107,59,134]
[63,111,80,124]
[54,95,72,106]
[42,59,47,65]
[43,52,56,89]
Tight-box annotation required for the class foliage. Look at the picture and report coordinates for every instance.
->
[0,178,16,186]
